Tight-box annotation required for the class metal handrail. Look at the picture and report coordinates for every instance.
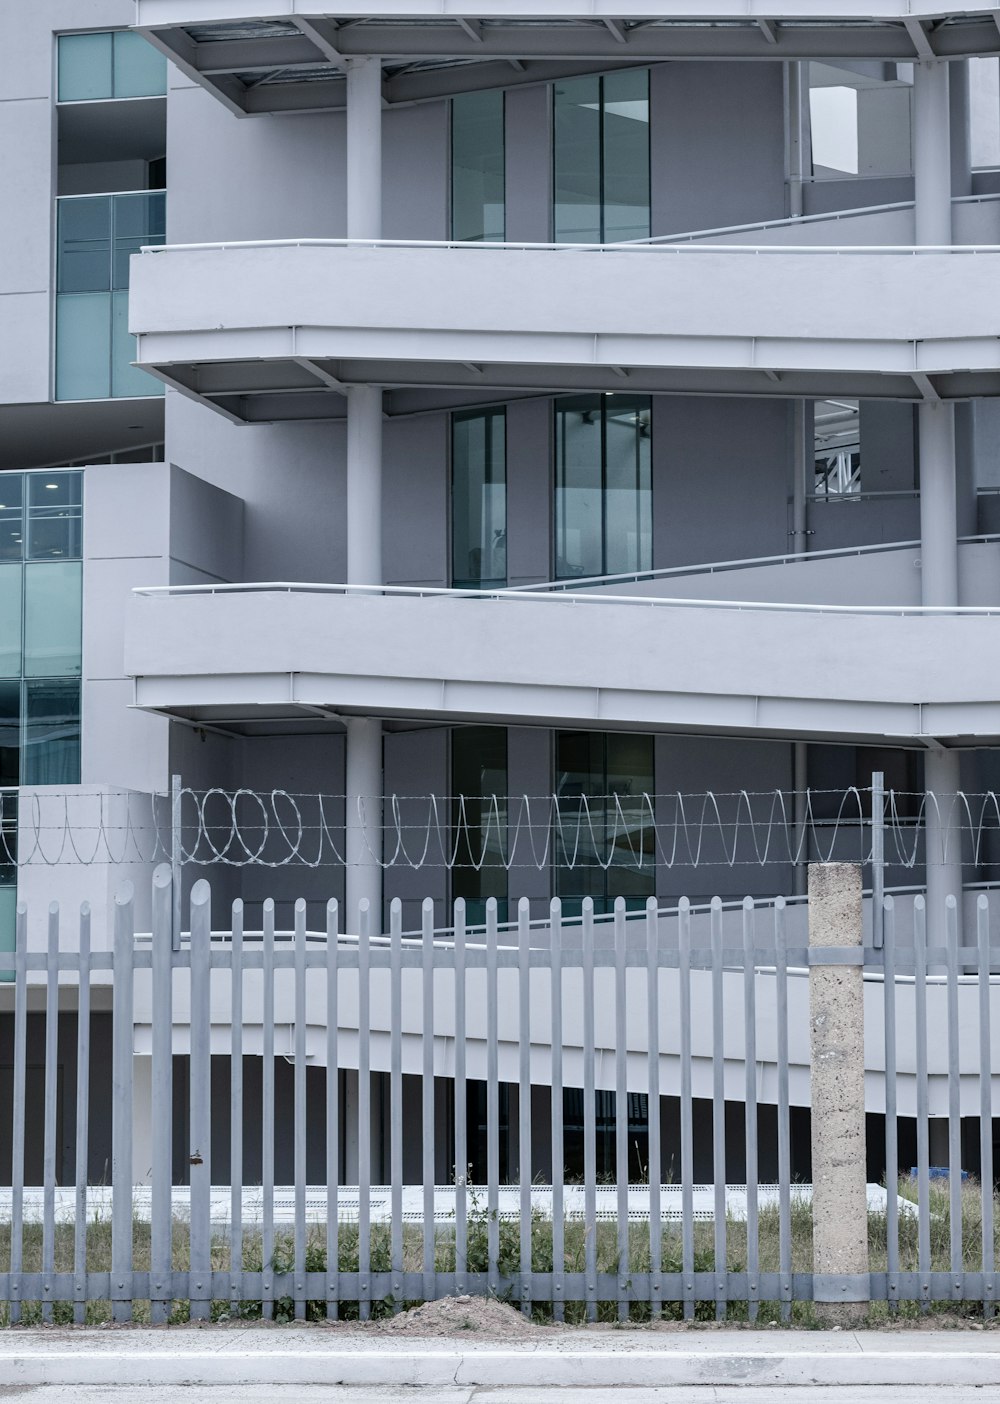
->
[137,235,1000,256]
[131,578,1000,618]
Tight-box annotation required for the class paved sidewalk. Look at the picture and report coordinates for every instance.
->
[6,1388,1000,1404]
[1,1328,1000,1391]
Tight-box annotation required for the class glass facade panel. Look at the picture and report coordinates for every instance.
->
[23,682,81,787]
[0,687,19,789]
[27,473,83,561]
[58,32,113,102]
[452,409,506,588]
[555,394,651,579]
[58,197,112,294]
[554,75,602,243]
[112,30,168,98]
[452,727,508,925]
[0,569,22,680]
[601,69,651,242]
[55,294,112,401]
[554,71,649,242]
[58,31,166,101]
[24,564,82,679]
[56,194,165,402]
[0,479,23,563]
[452,90,505,242]
[554,731,654,915]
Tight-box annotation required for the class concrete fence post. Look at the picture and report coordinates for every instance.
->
[808,861,870,1324]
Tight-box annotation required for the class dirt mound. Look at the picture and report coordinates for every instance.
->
[376,1294,547,1337]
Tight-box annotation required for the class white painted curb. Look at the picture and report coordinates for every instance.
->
[2,1347,1000,1388]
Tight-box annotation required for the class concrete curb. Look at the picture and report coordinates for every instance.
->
[1,1332,1000,1388]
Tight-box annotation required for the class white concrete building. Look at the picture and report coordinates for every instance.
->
[5,2,1000,1184]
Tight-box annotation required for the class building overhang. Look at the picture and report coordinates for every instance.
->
[132,7,1000,115]
[126,585,1000,747]
[128,241,1000,420]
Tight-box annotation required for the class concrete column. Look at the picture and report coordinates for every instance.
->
[913,60,952,245]
[345,715,383,929]
[925,746,964,933]
[808,863,869,1324]
[346,383,383,586]
[786,61,807,219]
[346,56,382,240]
[919,400,958,608]
[949,59,972,199]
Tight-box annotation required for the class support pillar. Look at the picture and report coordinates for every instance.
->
[808,863,869,1324]
[925,746,964,934]
[346,56,382,240]
[343,56,385,930]
[913,60,952,245]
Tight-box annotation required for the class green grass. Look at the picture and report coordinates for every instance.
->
[0,1178,996,1326]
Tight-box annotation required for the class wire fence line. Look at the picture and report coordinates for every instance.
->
[1,783,998,873]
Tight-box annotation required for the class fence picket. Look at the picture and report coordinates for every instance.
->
[150,867,173,1325]
[325,898,340,1320]
[550,899,564,1321]
[111,883,135,1324]
[645,897,661,1321]
[422,899,436,1302]
[357,899,372,1322]
[582,899,597,1323]
[41,903,59,1323]
[679,896,695,1323]
[914,896,931,1304]
[742,898,759,1323]
[883,896,899,1311]
[614,899,628,1324]
[453,900,468,1297]
[73,902,91,1325]
[774,897,791,1322]
[293,898,307,1321]
[710,897,726,1320]
[518,898,532,1315]
[261,898,275,1322]
[945,894,962,1303]
[9,901,26,1325]
[486,899,500,1300]
[978,895,995,1318]
[229,898,244,1318]
[389,899,403,1312]
[188,879,212,1323]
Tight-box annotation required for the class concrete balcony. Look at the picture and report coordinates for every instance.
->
[129,240,1000,420]
[126,582,1000,745]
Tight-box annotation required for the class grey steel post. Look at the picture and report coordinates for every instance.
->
[871,771,885,949]
[188,878,212,1322]
[978,895,995,1317]
[73,902,92,1325]
[808,863,869,1324]
[742,898,760,1323]
[883,896,900,1309]
[914,896,932,1296]
[549,899,564,1321]
[645,898,662,1319]
[293,898,307,1321]
[485,898,500,1299]
[171,774,182,952]
[614,899,628,1323]
[41,902,59,1323]
[9,901,26,1325]
[261,898,276,1321]
[389,899,403,1312]
[517,898,532,1315]
[325,898,340,1319]
[710,897,727,1320]
[774,897,792,1320]
[357,898,372,1321]
[230,898,245,1317]
[945,894,963,1303]
[150,865,174,1325]
[453,899,468,1296]
[582,899,597,1323]
[111,881,136,1324]
[679,896,695,1322]
[421,898,436,1301]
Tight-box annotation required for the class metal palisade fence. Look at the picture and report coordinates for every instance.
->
[0,865,997,1323]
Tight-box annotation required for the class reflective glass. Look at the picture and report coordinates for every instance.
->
[0,686,18,789]
[452,410,506,588]
[451,90,505,242]
[113,192,166,290]
[0,568,22,680]
[23,681,81,787]
[24,563,82,678]
[555,396,605,578]
[602,69,650,241]
[0,887,14,983]
[27,473,83,561]
[112,291,162,398]
[451,727,508,924]
[554,76,602,243]
[0,478,24,563]
[604,397,651,575]
[112,30,167,98]
[58,33,113,102]
[55,294,112,401]
[58,198,112,294]
[554,731,654,914]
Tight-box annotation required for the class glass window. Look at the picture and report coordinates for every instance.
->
[58,31,166,102]
[554,71,649,243]
[0,686,19,788]
[113,192,166,290]
[452,409,506,589]
[555,394,651,579]
[23,682,81,787]
[55,294,112,401]
[58,33,114,102]
[58,197,112,295]
[24,564,82,679]
[0,479,23,564]
[0,568,22,680]
[112,30,168,99]
[452,727,508,925]
[112,291,158,398]
[554,730,654,915]
[27,473,83,561]
[451,90,505,243]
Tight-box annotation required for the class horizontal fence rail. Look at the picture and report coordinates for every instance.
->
[0,869,997,1323]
